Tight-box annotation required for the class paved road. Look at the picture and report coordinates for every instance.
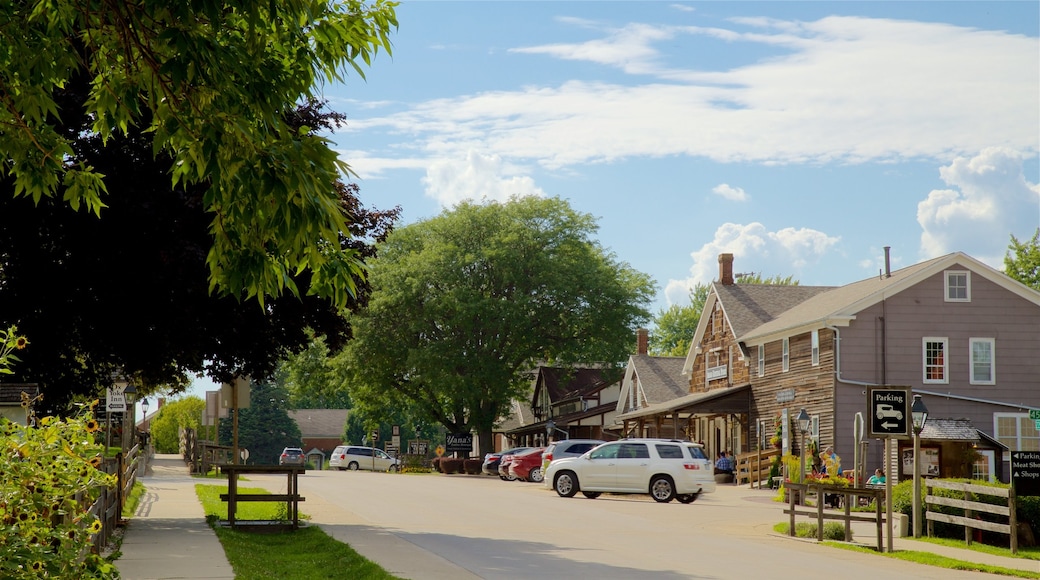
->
[239,470,1000,580]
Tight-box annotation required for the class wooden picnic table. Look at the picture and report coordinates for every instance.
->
[217,464,306,530]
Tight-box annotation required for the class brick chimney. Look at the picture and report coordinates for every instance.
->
[719,253,734,285]
[636,328,649,355]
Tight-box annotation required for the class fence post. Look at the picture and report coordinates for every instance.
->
[964,488,973,545]
[1009,488,1018,555]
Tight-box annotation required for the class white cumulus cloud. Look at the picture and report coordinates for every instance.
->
[421,150,545,207]
[917,147,1040,266]
[664,222,841,305]
[712,183,749,201]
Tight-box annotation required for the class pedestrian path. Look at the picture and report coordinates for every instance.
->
[115,454,235,580]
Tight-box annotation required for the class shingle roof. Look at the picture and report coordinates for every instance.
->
[628,355,687,404]
[920,418,983,442]
[287,409,349,438]
[0,383,39,404]
[713,283,837,338]
[538,367,616,401]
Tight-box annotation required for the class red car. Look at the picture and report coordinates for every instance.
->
[508,447,547,483]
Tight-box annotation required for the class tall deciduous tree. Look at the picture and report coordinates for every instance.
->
[338,197,655,455]
[1005,229,1040,290]
[650,284,709,356]
[149,397,206,454]
[218,381,302,465]
[0,1,397,307]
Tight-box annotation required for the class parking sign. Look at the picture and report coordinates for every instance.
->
[867,386,912,439]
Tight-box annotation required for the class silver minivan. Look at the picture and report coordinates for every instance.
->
[329,445,400,472]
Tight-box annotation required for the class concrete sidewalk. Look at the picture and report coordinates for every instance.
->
[115,454,234,580]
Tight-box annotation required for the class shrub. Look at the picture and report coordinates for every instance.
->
[430,457,441,472]
[463,458,482,474]
[440,458,462,474]
[0,399,118,579]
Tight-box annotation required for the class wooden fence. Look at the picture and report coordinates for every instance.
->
[85,444,140,552]
[736,448,780,488]
[925,479,1019,554]
[783,482,887,551]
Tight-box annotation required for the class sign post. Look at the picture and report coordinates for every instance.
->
[867,387,912,439]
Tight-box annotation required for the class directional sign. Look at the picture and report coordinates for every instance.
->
[1035,419,1040,432]
[1011,452,1040,497]
[106,386,127,412]
[867,386,911,439]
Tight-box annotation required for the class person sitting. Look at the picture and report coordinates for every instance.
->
[714,451,734,474]
[867,468,886,485]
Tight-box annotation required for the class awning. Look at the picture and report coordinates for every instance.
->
[615,384,751,422]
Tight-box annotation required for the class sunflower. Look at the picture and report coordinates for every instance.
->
[14,336,27,350]
[89,399,99,410]
[87,519,102,534]
[88,455,102,468]
[30,561,44,572]
[84,419,100,433]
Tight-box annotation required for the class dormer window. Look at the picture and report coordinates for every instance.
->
[945,270,970,302]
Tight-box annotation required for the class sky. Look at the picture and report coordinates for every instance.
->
[182,1,1039,403]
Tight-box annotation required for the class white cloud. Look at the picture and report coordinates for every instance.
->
[420,150,545,207]
[346,16,1037,172]
[917,147,1040,266]
[664,222,840,304]
[712,183,749,202]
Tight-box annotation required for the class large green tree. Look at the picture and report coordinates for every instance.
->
[149,397,206,454]
[0,1,397,307]
[1005,229,1040,290]
[650,284,709,356]
[338,197,655,455]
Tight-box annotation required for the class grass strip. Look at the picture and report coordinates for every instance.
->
[825,542,1040,579]
[195,484,399,580]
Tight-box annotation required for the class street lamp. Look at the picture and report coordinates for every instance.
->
[140,398,151,454]
[911,394,929,538]
[796,409,811,487]
[122,383,137,451]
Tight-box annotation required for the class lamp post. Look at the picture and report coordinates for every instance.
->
[140,398,150,447]
[796,409,811,487]
[911,394,929,538]
[122,383,137,451]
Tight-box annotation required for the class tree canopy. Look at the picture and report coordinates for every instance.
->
[0,1,397,307]
[149,397,205,454]
[1005,229,1040,290]
[218,381,302,465]
[649,284,709,356]
[0,92,399,411]
[338,197,655,455]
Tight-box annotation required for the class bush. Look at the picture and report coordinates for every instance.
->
[0,400,118,579]
[777,521,850,541]
[463,458,482,474]
[430,457,441,473]
[440,458,462,474]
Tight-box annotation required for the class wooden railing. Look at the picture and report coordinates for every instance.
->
[86,444,140,552]
[926,479,1019,554]
[783,482,887,551]
[736,448,780,488]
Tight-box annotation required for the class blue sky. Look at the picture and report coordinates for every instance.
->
[180,1,1038,403]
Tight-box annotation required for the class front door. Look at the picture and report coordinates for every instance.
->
[583,443,620,488]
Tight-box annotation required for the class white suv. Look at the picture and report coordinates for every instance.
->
[544,439,715,503]
[329,445,400,472]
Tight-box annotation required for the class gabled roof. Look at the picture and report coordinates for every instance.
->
[920,417,1007,449]
[536,366,616,403]
[740,252,1040,344]
[288,409,349,438]
[617,355,687,414]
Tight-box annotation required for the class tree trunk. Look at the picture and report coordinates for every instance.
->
[477,425,494,457]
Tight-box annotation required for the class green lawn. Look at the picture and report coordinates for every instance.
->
[195,484,400,580]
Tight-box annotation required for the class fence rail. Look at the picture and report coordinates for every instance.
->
[86,444,140,552]
[736,448,780,488]
[925,479,1018,554]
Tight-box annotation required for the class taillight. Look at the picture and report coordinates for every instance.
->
[339,454,345,459]
[544,454,553,461]
[683,463,701,470]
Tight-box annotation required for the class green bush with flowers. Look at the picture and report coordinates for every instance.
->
[1,326,118,578]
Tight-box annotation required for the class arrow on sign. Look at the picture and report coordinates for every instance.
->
[881,421,899,430]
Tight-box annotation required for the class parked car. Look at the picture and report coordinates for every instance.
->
[498,453,520,480]
[329,445,400,472]
[541,439,605,473]
[481,447,531,476]
[507,447,547,482]
[544,439,715,503]
[278,447,306,467]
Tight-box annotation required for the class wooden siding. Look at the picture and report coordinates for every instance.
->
[689,306,750,393]
[749,330,836,455]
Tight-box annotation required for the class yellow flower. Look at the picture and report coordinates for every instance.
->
[85,419,100,433]
[88,519,102,534]
[14,336,27,350]
[88,455,102,468]
[89,399,100,410]
[30,561,44,572]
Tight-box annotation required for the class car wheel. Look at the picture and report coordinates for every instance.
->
[650,475,676,503]
[347,461,359,471]
[528,467,543,483]
[499,475,508,480]
[389,464,399,473]
[582,491,601,499]
[676,493,699,504]
[505,472,517,482]
[554,471,578,497]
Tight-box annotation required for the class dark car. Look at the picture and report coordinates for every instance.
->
[481,447,531,476]
[279,447,306,467]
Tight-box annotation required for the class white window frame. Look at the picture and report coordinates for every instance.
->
[811,330,820,366]
[782,338,790,372]
[757,345,765,377]
[969,337,995,385]
[922,337,948,384]
[994,413,1040,453]
[944,270,971,302]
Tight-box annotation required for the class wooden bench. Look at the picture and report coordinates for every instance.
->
[218,464,306,530]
